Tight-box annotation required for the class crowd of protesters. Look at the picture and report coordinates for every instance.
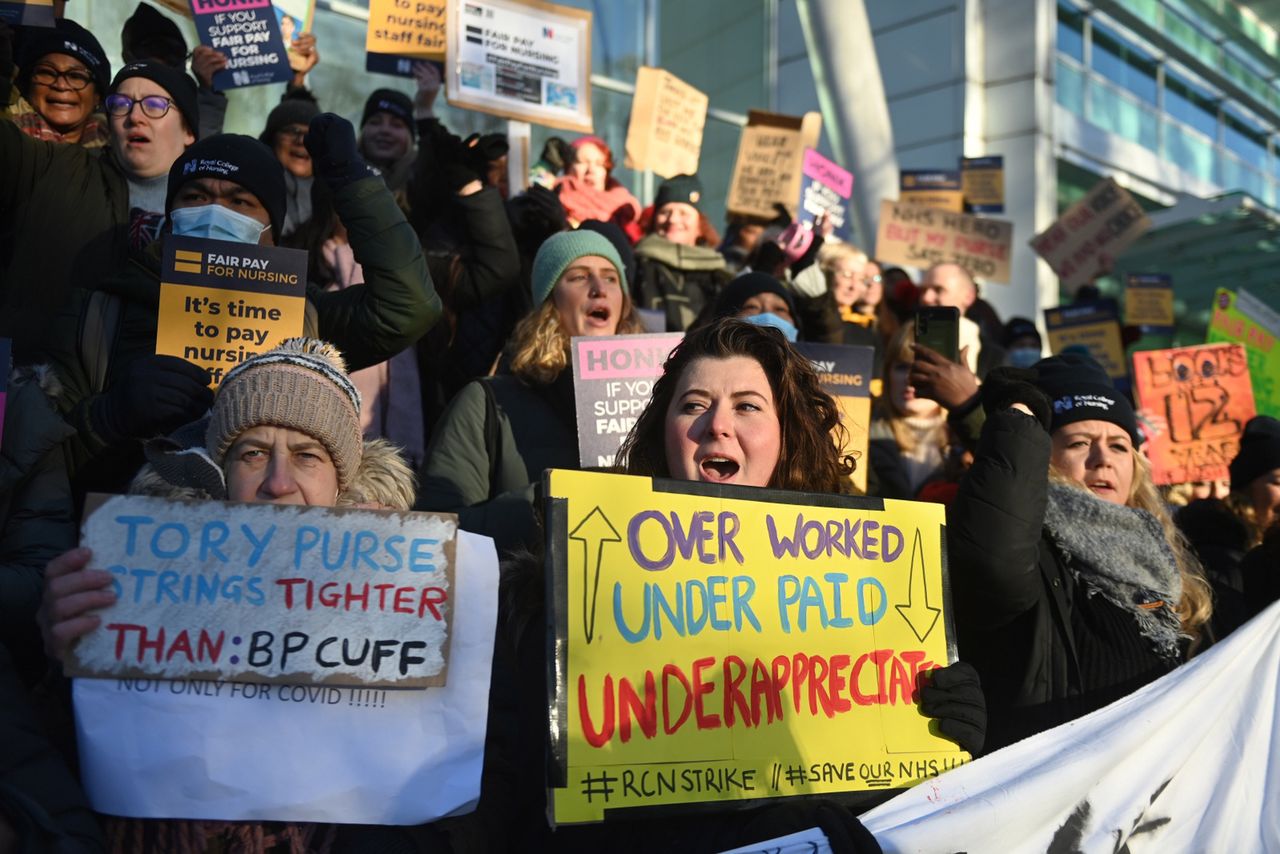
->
[1,5,1278,853]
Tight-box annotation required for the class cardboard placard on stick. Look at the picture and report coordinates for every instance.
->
[544,470,965,825]
[190,0,293,89]
[572,333,683,468]
[155,235,307,388]
[445,0,593,133]
[1029,178,1151,288]
[1133,343,1255,485]
[874,199,1013,283]
[726,110,822,220]
[624,67,707,178]
[67,495,459,687]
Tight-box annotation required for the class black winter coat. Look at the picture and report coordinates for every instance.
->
[947,409,1176,750]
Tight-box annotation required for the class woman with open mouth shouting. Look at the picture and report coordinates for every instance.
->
[417,228,646,555]
[945,351,1214,752]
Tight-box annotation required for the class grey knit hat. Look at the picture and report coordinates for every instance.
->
[530,229,628,306]
[206,338,363,491]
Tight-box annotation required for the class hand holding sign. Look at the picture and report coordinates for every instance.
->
[90,354,214,445]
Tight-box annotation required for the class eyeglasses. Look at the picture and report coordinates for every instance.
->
[863,274,883,286]
[104,93,175,119]
[30,66,95,91]
[278,126,309,143]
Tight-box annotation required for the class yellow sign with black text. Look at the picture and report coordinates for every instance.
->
[545,470,964,825]
[155,235,307,387]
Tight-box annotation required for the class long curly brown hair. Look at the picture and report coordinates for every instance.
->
[616,318,855,493]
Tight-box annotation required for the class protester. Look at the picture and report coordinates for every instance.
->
[38,337,418,853]
[260,89,321,236]
[869,324,953,500]
[710,271,800,342]
[633,174,730,331]
[119,2,226,141]
[1002,316,1043,369]
[1227,415,1280,546]
[917,262,1005,376]
[555,135,641,239]
[0,59,199,362]
[359,87,416,197]
[7,18,109,147]
[417,229,644,553]
[947,352,1213,751]
[474,319,983,851]
[46,119,440,502]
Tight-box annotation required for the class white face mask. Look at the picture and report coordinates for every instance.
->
[169,204,270,244]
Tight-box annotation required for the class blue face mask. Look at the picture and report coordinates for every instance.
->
[1007,347,1042,369]
[744,312,798,342]
[169,204,270,245]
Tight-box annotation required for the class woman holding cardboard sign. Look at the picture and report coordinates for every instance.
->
[946,353,1213,752]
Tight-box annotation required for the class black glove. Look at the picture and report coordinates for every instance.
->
[919,661,987,756]
[441,161,481,195]
[305,113,377,190]
[979,366,1052,431]
[90,355,214,445]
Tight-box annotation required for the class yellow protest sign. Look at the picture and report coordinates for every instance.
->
[1044,302,1127,381]
[155,236,307,388]
[726,110,822,220]
[365,0,446,59]
[624,67,708,179]
[1124,274,1175,328]
[545,470,965,825]
[795,342,873,495]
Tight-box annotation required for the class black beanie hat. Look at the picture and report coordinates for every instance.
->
[121,2,187,68]
[1229,416,1280,491]
[360,89,415,137]
[654,174,703,212]
[18,19,111,97]
[1003,316,1042,349]
[111,61,200,137]
[714,272,797,321]
[1034,352,1140,445]
[259,91,321,146]
[166,134,288,240]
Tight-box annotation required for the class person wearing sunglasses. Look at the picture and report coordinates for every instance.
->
[9,19,111,147]
[0,60,200,366]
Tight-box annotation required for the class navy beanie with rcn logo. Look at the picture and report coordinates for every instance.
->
[1034,352,1140,445]
[165,134,288,240]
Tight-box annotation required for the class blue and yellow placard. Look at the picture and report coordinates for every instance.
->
[545,470,964,825]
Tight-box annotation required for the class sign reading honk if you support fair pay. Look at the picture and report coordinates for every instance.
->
[156,234,307,387]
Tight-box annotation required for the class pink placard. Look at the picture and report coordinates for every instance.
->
[192,0,272,13]
[574,334,683,381]
[802,149,853,199]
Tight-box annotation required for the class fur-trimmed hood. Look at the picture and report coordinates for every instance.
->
[130,435,416,510]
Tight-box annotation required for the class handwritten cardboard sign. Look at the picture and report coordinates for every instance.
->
[624,67,708,179]
[366,0,445,75]
[544,470,965,824]
[572,333,683,468]
[1133,343,1255,486]
[1125,273,1175,329]
[961,156,1003,214]
[445,0,593,133]
[726,110,822,220]
[1207,288,1280,418]
[795,342,873,494]
[1029,178,1151,288]
[874,200,1013,283]
[0,0,53,26]
[67,495,458,687]
[797,149,854,241]
[1044,301,1127,383]
[155,235,306,388]
[190,0,293,89]
[899,170,963,213]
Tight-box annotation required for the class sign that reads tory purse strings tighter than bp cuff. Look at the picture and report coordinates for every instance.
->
[156,234,306,387]
[544,470,965,825]
[445,0,593,133]
[65,494,458,688]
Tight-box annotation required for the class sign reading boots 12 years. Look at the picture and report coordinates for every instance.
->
[156,235,307,387]
[544,470,965,825]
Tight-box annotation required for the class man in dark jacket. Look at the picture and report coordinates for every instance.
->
[0,60,199,363]
[46,118,441,502]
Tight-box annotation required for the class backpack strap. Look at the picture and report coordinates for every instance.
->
[479,377,504,498]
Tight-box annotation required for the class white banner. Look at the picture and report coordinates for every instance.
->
[863,600,1280,852]
[73,531,498,825]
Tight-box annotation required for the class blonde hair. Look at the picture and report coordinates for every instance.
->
[1049,450,1214,649]
[1224,491,1266,548]
[508,296,646,386]
[877,324,947,455]
[818,242,869,293]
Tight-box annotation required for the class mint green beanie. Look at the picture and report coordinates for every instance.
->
[530,230,628,306]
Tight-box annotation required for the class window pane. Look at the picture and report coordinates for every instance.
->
[1164,121,1215,181]
[555,0,644,81]
[1091,25,1157,105]
[1057,3,1084,62]
[1088,79,1159,151]
[1165,73,1218,139]
[1224,111,1267,165]
[1056,58,1084,115]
